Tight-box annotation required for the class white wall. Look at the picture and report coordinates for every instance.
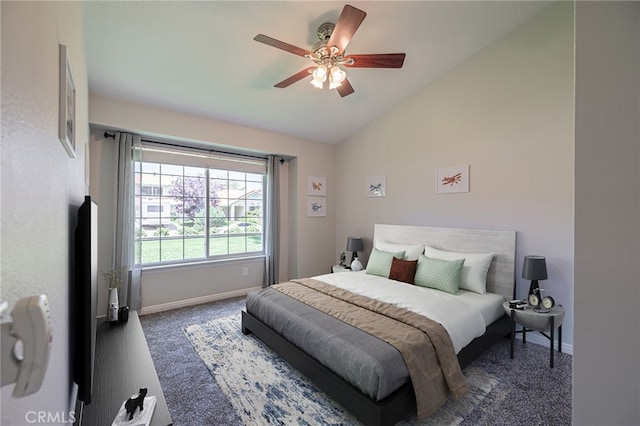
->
[1,1,88,423]
[2,2,638,424]
[573,2,640,425]
[336,4,575,345]
[88,96,337,311]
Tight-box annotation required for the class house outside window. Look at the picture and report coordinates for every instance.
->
[134,144,266,266]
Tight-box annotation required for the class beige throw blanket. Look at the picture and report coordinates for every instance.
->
[272,278,468,419]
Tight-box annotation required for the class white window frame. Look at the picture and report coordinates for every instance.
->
[134,142,268,267]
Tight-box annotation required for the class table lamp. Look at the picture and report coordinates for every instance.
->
[346,237,364,268]
[522,255,548,297]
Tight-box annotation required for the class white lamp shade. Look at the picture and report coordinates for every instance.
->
[330,66,346,84]
[312,65,327,81]
[310,78,324,89]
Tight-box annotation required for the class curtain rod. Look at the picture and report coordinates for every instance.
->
[103,131,272,162]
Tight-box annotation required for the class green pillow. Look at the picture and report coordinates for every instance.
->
[414,255,464,294]
[366,248,405,278]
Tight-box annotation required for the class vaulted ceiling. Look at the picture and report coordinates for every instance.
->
[83,1,552,144]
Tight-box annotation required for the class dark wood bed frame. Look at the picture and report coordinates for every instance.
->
[241,225,516,426]
[241,310,511,426]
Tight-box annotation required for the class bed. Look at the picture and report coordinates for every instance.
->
[242,224,516,426]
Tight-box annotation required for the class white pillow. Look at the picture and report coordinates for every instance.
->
[374,240,424,261]
[423,246,494,294]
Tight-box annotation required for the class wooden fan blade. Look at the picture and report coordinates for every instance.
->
[336,78,355,97]
[326,5,367,56]
[254,34,310,58]
[344,53,406,68]
[274,67,315,88]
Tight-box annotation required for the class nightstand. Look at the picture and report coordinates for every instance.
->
[503,302,565,368]
[331,264,352,273]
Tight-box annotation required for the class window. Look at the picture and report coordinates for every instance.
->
[141,185,162,196]
[134,144,266,266]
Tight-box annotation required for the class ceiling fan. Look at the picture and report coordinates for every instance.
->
[254,4,406,97]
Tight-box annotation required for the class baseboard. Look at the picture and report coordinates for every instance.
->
[139,286,262,316]
[514,332,574,355]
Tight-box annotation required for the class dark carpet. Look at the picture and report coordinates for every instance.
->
[140,297,572,426]
[184,314,496,425]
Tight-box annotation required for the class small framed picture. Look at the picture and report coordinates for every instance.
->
[307,176,326,196]
[59,44,76,158]
[436,165,469,194]
[307,196,326,217]
[365,176,386,197]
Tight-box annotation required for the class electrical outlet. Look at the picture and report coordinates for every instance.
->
[242,267,249,277]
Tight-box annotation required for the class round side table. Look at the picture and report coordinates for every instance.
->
[503,301,565,368]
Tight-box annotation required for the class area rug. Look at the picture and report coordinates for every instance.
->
[184,314,498,426]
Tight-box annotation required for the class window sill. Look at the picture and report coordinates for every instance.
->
[142,255,265,274]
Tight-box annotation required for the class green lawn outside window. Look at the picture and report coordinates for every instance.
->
[138,235,262,264]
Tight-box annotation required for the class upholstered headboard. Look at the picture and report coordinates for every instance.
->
[373,224,516,300]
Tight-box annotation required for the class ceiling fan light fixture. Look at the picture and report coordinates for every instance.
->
[312,64,327,82]
[253,5,405,97]
[329,79,343,90]
[330,66,346,84]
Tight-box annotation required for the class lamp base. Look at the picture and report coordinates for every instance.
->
[528,280,539,296]
[350,258,363,271]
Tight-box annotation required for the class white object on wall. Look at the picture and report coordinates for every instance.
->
[0,295,53,397]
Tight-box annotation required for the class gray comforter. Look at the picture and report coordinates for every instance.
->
[245,287,410,401]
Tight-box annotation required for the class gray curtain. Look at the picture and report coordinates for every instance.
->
[263,155,282,287]
[113,132,142,310]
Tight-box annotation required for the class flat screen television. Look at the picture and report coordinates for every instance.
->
[73,196,98,405]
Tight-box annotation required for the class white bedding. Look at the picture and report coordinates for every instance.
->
[313,271,506,353]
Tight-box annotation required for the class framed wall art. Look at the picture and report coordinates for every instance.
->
[307,196,326,217]
[436,165,470,194]
[307,176,326,196]
[365,175,386,197]
[59,44,76,158]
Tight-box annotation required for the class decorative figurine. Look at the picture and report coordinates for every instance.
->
[339,251,346,266]
[125,388,147,420]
